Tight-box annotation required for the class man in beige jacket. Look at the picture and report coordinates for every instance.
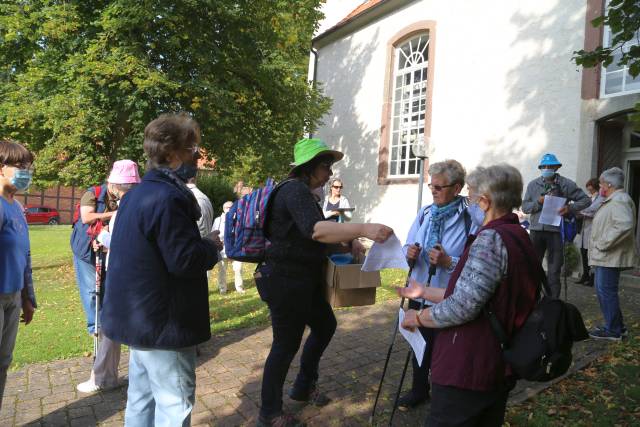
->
[588,167,638,341]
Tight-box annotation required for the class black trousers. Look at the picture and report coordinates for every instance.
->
[256,268,337,418]
[530,230,563,298]
[580,248,590,278]
[427,383,511,427]
[408,299,435,397]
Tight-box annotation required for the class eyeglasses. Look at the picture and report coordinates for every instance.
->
[428,183,455,191]
[332,185,343,189]
[184,145,199,154]
[319,161,333,170]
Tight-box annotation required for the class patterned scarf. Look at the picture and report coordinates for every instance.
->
[156,167,202,221]
[424,196,463,254]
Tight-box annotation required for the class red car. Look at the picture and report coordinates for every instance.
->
[24,205,61,225]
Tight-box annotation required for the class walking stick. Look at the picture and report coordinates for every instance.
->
[93,249,104,361]
[370,243,420,425]
[387,263,436,427]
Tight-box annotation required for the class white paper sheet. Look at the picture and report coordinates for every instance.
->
[398,309,427,367]
[539,195,567,226]
[361,234,409,272]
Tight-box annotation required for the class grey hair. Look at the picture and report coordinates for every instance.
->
[428,159,466,186]
[467,164,523,212]
[600,167,625,189]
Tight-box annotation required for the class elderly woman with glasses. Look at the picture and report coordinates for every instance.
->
[588,167,638,341]
[399,164,540,427]
[322,178,352,222]
[396,159,480,410]
[101,114,223,426]
[0,139,37,409]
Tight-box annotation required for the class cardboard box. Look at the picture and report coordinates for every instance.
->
[325,257,381,308]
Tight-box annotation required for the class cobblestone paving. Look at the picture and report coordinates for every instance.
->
[1,281,638,426]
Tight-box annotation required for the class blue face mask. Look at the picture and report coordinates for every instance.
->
[541,169,556,179]
[468,202,485,227]
[10,168,32,191]
[172,163,198,182]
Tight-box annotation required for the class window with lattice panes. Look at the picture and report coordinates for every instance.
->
[389,33,428,177]
[600,3,640,97]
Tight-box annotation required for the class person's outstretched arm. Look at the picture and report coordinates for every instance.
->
[312,221,393,244]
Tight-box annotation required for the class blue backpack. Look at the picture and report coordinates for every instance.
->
[224,178,292,263]
[561,215,578,243]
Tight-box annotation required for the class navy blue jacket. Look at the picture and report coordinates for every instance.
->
[101,169,219,348]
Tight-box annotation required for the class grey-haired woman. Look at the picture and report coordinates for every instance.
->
[588,167,638,341]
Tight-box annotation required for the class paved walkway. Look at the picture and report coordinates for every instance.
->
[1,282,638,427]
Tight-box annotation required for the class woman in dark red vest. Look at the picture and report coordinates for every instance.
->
[399,164,540,427]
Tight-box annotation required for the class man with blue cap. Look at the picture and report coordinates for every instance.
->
[522,153,590,298]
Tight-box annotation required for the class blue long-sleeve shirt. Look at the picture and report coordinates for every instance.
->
[403,201,478,304]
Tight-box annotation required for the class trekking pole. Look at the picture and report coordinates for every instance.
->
[370,243,420,425]
[93,249,104,361]
[388,262,435,427]
[563,242,568,302]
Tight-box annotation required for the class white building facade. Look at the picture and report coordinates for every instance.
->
[312,0,640,239]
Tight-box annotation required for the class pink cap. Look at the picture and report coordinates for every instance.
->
[108,160,141,184]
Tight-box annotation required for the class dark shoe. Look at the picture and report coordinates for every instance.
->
[256,413,306,427]
[396,391,429,411]
[589,328,622,342]
[289,382,331,407]
[574,275,589,284]
[593,325,628,338]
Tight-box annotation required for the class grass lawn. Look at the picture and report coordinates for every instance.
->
[14,225,409,368]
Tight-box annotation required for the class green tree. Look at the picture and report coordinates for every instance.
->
[573,0,640,124]
[0,0,331,187]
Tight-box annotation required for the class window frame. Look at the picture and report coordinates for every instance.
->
[387,34,429,178]
[599,4,640,98]
[378,21,436,186]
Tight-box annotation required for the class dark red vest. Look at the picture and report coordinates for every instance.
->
[430,213,540,391]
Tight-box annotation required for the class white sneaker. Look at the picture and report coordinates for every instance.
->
[76,379,100,393]
[77,379,118,393]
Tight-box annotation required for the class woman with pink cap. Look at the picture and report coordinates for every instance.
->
[77,159,141,393]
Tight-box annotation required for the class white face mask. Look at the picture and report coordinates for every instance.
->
[468,202,486,227]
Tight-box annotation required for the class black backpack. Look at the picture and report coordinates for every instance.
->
[484,230,589,382]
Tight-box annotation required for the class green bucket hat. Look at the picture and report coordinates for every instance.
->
[290,138,344,168]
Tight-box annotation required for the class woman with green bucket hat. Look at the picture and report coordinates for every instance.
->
[255,138,393,427]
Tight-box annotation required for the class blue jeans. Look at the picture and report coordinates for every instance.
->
[125,346,196,427]
[594,266,625,336]
[73,255,96,334]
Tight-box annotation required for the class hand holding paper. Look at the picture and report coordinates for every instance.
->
[361,234,409,272]
[398,309,427,366]
[539,195,566,226]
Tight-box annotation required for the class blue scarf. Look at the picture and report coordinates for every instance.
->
[424,196,463,256]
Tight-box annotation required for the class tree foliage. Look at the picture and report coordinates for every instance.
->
[0,0,331,187]
[573,0,640,123]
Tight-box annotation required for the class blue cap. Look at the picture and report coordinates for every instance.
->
[538,153,562,169]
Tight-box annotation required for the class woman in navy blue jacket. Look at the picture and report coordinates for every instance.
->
[101,114,222,426]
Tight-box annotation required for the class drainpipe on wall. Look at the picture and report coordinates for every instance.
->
[307,48,319,138]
